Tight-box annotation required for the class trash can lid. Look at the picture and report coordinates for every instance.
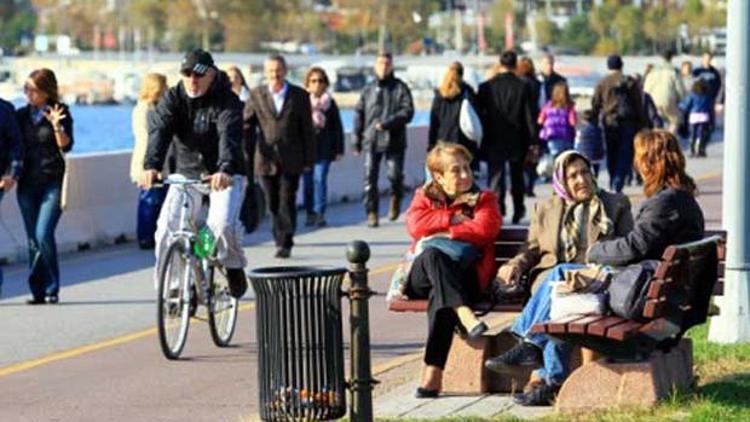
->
[247,266,347,279]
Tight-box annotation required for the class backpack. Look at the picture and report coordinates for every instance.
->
[605,76,639,126]
[607,260,660,321]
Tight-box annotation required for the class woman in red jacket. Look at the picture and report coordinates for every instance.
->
[403,142,502,398]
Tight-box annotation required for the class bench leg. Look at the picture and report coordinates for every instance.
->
[554,339,694,412]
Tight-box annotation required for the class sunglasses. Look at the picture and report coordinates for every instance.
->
[181,71,207,79]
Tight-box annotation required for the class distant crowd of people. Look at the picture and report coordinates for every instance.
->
[0,48,722,313]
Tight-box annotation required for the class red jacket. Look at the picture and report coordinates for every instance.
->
[406,184,502,291]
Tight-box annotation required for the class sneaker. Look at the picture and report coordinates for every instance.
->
[305,213,317,227]
[367,212,379,228]
[512,380,559,406]
[388,197,401,221]
[226,268,248,298]
[484,342,543,374]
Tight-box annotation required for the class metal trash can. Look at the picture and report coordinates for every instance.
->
[248,266,348,421]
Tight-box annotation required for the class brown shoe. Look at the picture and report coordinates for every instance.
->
[367,212,379,228]
[388,197,401,221]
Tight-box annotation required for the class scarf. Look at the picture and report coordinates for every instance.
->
[310,92,331,129]
[553,151,614,262]
[30,105,48,125]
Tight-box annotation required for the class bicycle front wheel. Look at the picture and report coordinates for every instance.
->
[207,265,239,347]
[157,241,192,359]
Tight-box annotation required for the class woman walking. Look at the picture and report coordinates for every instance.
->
[302,67,344,227]
[130,72,168,249]
[16,68,73,304]
[428,61,480,170]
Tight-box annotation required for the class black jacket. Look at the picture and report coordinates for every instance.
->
[0,98,23,179]
[477,72,536,164]
[16,102,74,184]
[314,98,345,161]
[243,82,315,175]
[428,83,479,154]
[144,71,245,178]
[587,188,704,266]
[541,71,567,102]
[353,74,414,154]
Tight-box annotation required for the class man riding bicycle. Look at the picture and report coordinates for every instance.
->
[139,49,248,299]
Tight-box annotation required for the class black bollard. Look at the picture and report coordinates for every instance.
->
[346,240,377,421]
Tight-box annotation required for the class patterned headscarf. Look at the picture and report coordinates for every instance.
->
[553,151,614,262]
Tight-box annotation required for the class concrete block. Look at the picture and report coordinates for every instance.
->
[555,339,694,412]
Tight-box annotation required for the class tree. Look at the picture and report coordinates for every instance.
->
[559,14,598,54]
[534,15,559,49]
[0,0,36,54]
[612,6,644,54]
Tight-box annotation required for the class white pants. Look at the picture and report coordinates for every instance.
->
[153,175,247,287]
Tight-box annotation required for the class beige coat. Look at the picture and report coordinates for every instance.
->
[506,191,633,289]
[130,100,150,184]
[644,60,686,127]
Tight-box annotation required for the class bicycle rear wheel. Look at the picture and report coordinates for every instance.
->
[157,241,192,359]
[207,264,239,347]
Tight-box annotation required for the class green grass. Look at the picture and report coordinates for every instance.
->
[379,324,750,422]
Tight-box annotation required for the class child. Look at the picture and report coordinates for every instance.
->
[575,109,605,178]
[538,82,576,157]
[679,79,713,157]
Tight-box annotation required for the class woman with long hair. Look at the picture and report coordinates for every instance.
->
[131,72,168,249]
[226,65,250,102]
[428,61,480,169]
[16,68,73,304]
[538,82,576,158]
[301,66,344,227]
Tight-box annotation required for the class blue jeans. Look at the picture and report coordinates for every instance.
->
[546,139,574,158]
[303,160,332,216]
[16,181,63,299]
[511,263,585,386]
[604,124,638,193]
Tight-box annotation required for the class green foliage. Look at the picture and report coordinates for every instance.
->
[559,14,598,54]
[0,0,36,53]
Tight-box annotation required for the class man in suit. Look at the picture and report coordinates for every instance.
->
[477,50,536,224]
[244,54,315,258]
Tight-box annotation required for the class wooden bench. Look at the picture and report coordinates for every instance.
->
[387,227,531,394]
[530,230,726,411]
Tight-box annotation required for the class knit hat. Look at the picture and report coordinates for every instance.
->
[607,54,623,71]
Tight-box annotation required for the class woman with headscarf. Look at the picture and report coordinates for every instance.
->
[400,142,501,398]
[485,150,633,405]
[486,131,704,406]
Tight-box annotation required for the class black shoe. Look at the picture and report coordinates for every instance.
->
[226,268,248,298]
[274,247,291,259]
[484,342,543,374]
[512,380,559,406]
[138,240,156,250]
[27,297,46,305]
[467,321,488,339]
[316,214,327,227]
[188,286,197,317]
[305,213,317,227]
[415,387,439,399]
[512,208,526,224]
[47,294,59,304]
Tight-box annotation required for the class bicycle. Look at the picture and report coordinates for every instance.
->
[156,175,239,360]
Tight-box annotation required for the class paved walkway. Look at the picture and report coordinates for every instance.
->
[0,140,724,421]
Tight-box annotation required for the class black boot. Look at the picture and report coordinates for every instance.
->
[226,268,248,298]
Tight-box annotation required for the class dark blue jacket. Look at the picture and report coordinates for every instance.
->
[679,93,713,116]
[0,98,23,179]
[575,121,605,162]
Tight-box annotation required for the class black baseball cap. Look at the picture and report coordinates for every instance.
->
[180,49,215,76]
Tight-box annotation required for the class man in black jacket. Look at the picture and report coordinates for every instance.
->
[140,49,248,298]
[477,50,536,223]
[353,53,414,228]
[243,54,315,258]
[0,96,23,296]
[539,53,567,104]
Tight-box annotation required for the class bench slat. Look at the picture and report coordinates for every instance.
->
[567,315,610,334]
[547,315,592,334]
[588,316,628,336]
[643,298,666,318]
[606,321,644,341]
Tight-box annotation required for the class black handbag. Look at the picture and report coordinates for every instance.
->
[607,260,660,321]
